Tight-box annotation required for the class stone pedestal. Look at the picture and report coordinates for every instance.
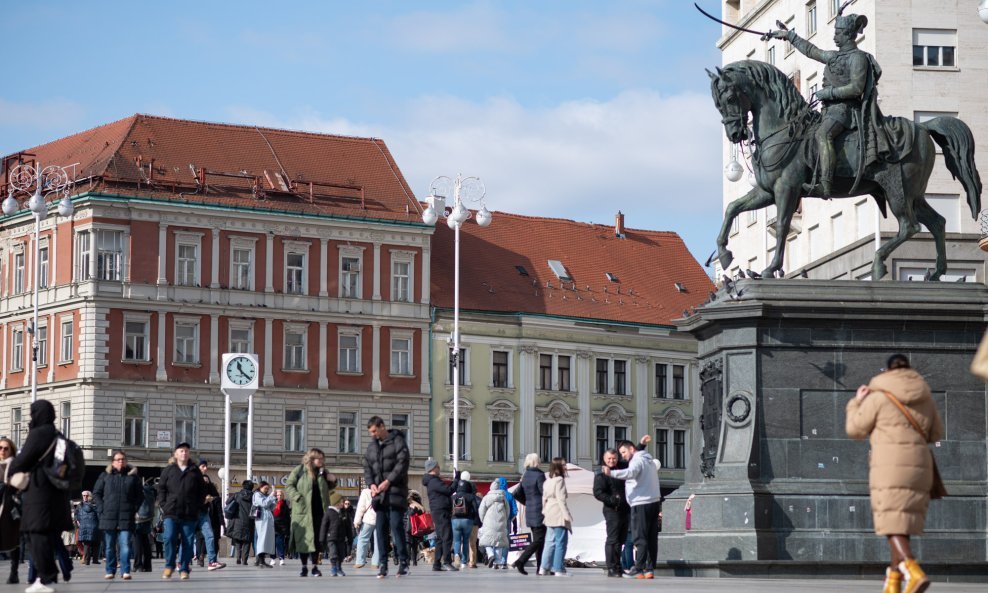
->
[658,280,988,563]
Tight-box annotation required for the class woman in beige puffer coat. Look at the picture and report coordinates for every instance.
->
[847,354,944,593]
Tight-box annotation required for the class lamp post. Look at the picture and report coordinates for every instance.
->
[3,163,74,402]
[421,175,491,469]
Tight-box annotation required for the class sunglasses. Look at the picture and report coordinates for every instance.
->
[0,446,10,451]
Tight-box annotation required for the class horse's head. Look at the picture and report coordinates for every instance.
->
[707,66,751,144]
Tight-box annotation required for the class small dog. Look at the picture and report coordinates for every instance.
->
[420,547,436,566]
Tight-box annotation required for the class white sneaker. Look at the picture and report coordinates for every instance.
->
[279,559,285,566]
[26,579,55,593]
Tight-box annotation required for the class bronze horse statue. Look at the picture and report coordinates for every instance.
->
[708,60,981,280]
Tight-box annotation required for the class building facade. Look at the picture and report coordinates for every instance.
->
[717,0,988,282]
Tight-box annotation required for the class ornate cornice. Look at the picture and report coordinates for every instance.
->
[486,399,519,422]
[651,406,692,429]
[535,399,579,423]
[593,403,631,425]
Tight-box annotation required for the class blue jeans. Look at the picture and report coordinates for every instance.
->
[451,518,473,563]
[354,522,380,566]
[103,530,132,576]
[163,517,197,572]
[485,545,507,565]
[195,512,217,563]
[275,533,287,560]
[621,530,634,570]
[375,505,408,570]
[540,527,568,573]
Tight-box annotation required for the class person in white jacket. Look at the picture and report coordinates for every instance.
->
[352,488,379,568]
[604,440,661,579]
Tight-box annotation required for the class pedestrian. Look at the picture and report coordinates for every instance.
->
[193,458,225,571]
[92,450,143,580]
[478,479,510,570]
[284,448,332,577]
[319,492,348,576]
[74,491,99,567]
[132,479,156,572]
[363,415,411,579]
[226,480,255,566]
[450,475,476,571]
[511,453,545,575]
[539,459,573,577]
[156,442,205,580]
[593,448,630,577]
[352,487,379,569]
[421,458,459,572]
[1,437,22,585]
[404,490,426,566]
[847,354,945,593]
[250,481,276,568]
[605,440,661,579]
[273,489,291,565]
[8,400,74,593]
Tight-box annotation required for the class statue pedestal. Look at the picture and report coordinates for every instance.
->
[658,280,988,563]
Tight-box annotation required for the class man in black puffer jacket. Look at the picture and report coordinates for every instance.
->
[156,442,205,580]
[93,450,143,579]
[363,416,410,578]
[422,459,460,572]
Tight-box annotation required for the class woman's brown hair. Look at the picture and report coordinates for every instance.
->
[548,457,567,478]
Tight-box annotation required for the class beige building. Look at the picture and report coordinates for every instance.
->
[717,0,988,281]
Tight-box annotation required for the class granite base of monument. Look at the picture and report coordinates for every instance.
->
[657,280,987,568]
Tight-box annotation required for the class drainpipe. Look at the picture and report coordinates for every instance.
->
[427,306,436,457]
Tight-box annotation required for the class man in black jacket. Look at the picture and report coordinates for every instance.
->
[156,442,205,580]
[593,448,630,577]
[92,450,143,580]
[422,458,459,572]
[193,458,225,571]
[363,416,410,578]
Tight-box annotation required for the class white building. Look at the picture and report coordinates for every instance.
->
[717,0,988,281]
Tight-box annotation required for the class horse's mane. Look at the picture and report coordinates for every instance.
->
[725,60,819,125]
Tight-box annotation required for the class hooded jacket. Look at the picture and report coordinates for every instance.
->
[497,477,517,519]
[477,481,510,548]
[8,400,73,533]
[363,429,410,509]
[156,457,205,521]
[92,462,143,531]
[225,485,255,541]
[608,450,661,507]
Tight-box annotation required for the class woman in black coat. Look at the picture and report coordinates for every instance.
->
[92,451,143,579]
[8,400,73,588]
[226,481,255,565]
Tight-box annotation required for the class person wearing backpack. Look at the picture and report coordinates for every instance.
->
[92,450,143,580]
[8,400,74,593]
[450,477,476,570]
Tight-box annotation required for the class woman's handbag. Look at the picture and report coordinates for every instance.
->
[409,512,434,537]
[881,392,947,499]
[250,504,263,519]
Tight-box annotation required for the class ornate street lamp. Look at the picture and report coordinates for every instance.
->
[3,163,75,402]
[421,175,491,469]
[979,0,988,25]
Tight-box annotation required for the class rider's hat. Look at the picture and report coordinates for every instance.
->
[835,13,867,35]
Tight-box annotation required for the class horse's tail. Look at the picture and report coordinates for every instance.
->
[922,116,983,217]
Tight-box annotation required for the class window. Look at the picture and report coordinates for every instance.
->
[175,242,198,287]
[37,325,47,367]
[806,2,817,36]
[284,325,307,370]
[747,209,758,226]
[913,29,956,68]
[339,330,361,373]
[767,45,776,66]
[10,327,23,371]
[492,351,509,388]
[231,406,248,450]
[60,402,70,439]
[557,355,571,391]
[614,360,627,395]
[392,413,410,448]
[286,252,305,294]
[540,354,553,390]
[229,323,252,354]
[13,252,24,294]
[392,261,410,302]
[390,334,412,376]
[615,426,628,443]
[97,230,125,281]
[339,411,358,454]
[830,0,840,17]
[674,430,686,469]
[11,408,23,448]
[596,359,608,394]
[448,417,467,460]
[76,231,91,280]
[672,365,685,399]
[232,247,253,290]
[491,421,509,462]
[124,401,146,447]
[175,404,197,448]
[539,422,553,462]
[341,256,361,298]
[831,212,843,250]
[855,199,872,240]
[448,347,466,385]
[655,363,668,398]
[783,17,795,54]
[59,319,73,362]
[730,215,740,235]
[124,318,149,362]
[38,246,49,289]
[595,425,609,463]
[284,409,305,452]
[558,423,573,462]
[924,194,961,233]
[808,82,819,99]
[174,319,199,364]
[655,429,669,468]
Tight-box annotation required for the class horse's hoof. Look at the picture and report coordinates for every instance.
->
[718,250,734,269]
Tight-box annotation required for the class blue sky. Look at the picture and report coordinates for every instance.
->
[0,0,725,264]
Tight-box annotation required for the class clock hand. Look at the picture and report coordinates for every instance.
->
[236,360,245,376]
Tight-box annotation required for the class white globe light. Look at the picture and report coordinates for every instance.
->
[2,195,19,216]
[748,172,758,187]
[475,206,492,227]
[724,159,744,182]
[422,205,438,226]
[58,197,74,217]
[980,0,988,24]
[28,189,46,215]
[447,215,459,229]
[450,202,470,224]
[217,467,227,480]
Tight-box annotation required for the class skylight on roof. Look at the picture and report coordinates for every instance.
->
[675,282,686,293]
[515,265,529,277]
[547,259,571,281]
[605,272,619,282]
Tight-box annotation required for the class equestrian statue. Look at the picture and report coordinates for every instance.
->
[701,3,982,281]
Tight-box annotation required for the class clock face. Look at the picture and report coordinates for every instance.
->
[226,356,257,386]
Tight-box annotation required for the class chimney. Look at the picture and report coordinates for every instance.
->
[615,211,625,238]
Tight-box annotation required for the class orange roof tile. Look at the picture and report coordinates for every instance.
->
[2,114,422,222]
[430,212,714,327]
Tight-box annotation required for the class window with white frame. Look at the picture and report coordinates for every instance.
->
[175,404,197,448]
[284,409,305,452]
[831,212,844,250]
[339,249,363,299]
[595,359,608,394]
[390,332,413,376]
[447,347,467,385]
[284,241,310,295]
[447,417,467,460]
[11,408,23,448]
[13,251,25,294]
[558,423,573,461]
[674,429,687,468]
[123,401,147,447]
[491,420,510,462]
[38,246,49,289]
[655,363,668,398]
[924,194,961,233]
[229,321,253,354]
[97,229,125,281]
[673,364,685,399]
[655,428,669,468]
[76,230,91,280]
[806,2,817,36]
[392,413,410,449]
[614,359,628,395]
[284,324,307,371]
[10,326,24,371]
[767,45,776,66]
[176,238,199,287]
[390,251,416,302]
[540,354,553,390]
[594,358,629,395]
[174,317,200,364]
[37,324,47,367]
[230,239,255,290]
[539,422,553,461]
[783,17,795,54]
[123,316,150,362]
[557,355,571,391]
[595,425,629,462]
[492,351,509,388]
[339,411,359,454]
[60,401,71,439]
[231,406,248,450]
[730,215,740,235]
[855,199,872,240]
[747,209,758,226]
[338,328,361,373]
[538,421,574,462]
[829,0,840,17]
[913,29,956,68]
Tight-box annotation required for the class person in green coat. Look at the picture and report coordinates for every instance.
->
[284,448,334,577]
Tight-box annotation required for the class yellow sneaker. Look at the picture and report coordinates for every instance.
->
[882,567,902,593]
[179,571,190,580]
[899,560,929,593]
[161,568,173,580]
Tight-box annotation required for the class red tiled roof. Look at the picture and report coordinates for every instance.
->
[2,114,422,222]
[431,212,714,326]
